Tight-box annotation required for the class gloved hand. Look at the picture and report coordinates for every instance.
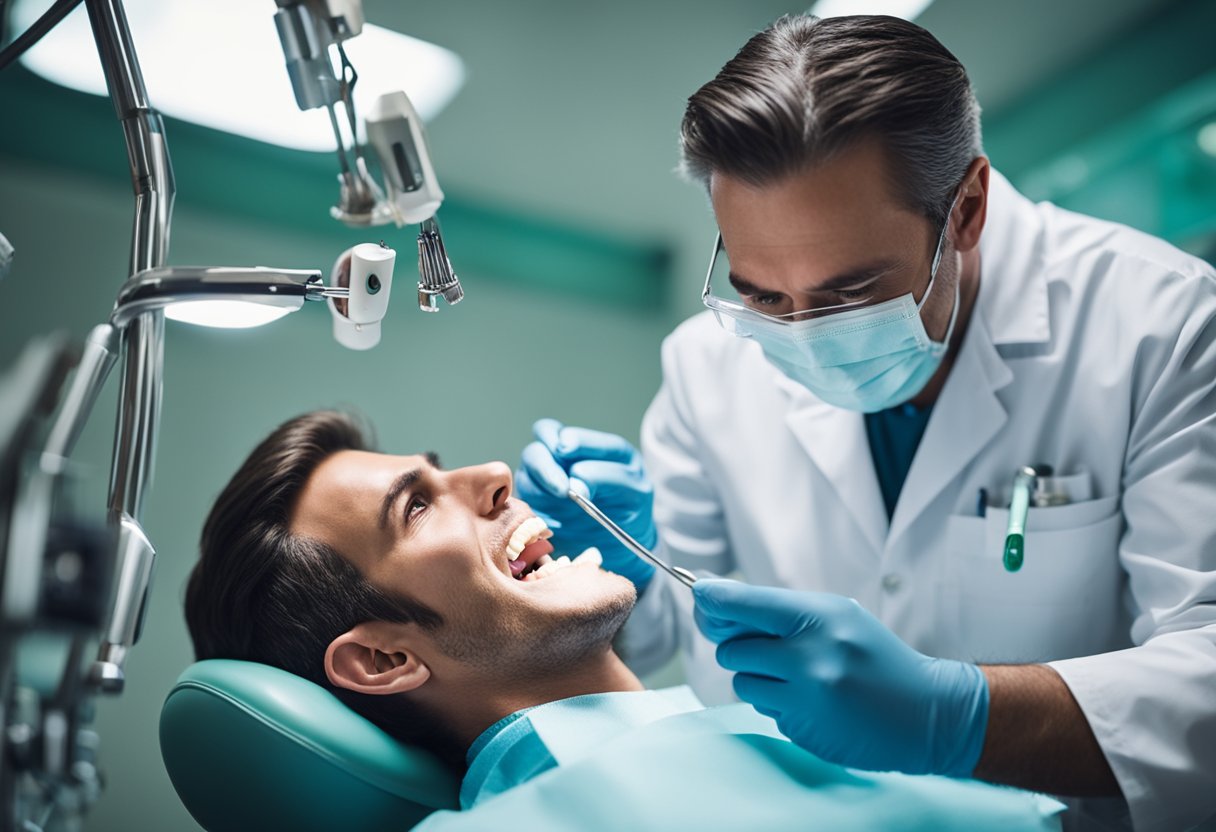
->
[693,579,989,778]
[515,418,657,591]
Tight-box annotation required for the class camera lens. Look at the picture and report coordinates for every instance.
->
[367,274,381,295]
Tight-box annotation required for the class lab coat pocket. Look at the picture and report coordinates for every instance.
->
[943,496,1123,664]
[985,470,1093,514]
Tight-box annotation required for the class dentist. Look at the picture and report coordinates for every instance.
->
[518,14,1216,831]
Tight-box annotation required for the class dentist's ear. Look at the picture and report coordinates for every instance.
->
[325,622,431,695]
[951,157,990,254]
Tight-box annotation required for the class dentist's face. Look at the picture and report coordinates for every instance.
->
[290,450,635,671]
[710,138,959,343]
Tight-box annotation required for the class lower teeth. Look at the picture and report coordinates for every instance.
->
[520,548,603,582]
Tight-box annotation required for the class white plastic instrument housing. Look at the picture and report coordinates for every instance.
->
[365,91,445,225]
[327,241,396,349]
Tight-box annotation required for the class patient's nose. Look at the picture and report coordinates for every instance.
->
[460,461,513,515]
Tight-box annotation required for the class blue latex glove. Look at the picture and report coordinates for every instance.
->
[514,418,657,591]
[693,579,989,778]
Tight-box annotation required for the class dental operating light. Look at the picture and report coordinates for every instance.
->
[107,266,361,330]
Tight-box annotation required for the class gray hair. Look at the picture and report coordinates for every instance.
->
[680,14,983,227]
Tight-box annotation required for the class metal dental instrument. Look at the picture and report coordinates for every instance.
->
[416,216,463,311]
[273,0,387,226]
[567,489,697,589]
[328,40,389,225]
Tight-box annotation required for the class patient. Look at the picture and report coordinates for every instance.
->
[186,411,1061,830]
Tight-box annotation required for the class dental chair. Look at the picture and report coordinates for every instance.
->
[159,660,460,832]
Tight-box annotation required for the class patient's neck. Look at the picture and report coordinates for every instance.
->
[443,647,643,751]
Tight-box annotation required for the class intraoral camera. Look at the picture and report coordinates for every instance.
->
[328,242,397,350]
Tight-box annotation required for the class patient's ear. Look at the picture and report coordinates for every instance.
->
[325,622,430,695]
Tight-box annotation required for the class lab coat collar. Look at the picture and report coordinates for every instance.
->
[880,171,1029,543]
[978,170,1051,346]
[777,371,889,555]
[885,297,1013,546]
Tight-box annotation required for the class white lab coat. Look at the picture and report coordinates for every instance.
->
[621,172,1216,832]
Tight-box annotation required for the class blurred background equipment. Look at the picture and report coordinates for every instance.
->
[0,334,115,832]
[0,232,12,281]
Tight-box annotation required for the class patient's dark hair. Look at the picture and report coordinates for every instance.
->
[185,410,459,765]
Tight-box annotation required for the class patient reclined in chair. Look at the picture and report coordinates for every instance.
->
[169,411,1062,831]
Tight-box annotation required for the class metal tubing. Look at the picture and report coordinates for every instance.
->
[107,316,162,520]
[85,0,149,116]
[86,0,173,691]
[86,0,174,521]
[124,115,174,272]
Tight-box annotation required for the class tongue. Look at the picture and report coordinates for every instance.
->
[521,538,554,563]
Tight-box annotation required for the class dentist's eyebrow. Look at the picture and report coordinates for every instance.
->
[379,452,441,530]
[728,260,901,295]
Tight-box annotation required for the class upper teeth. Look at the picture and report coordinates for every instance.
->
[521,547,603,583]
[506,516,551,559]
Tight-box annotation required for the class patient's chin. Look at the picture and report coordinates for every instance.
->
[522,580,636,674]
[431,570,635,674]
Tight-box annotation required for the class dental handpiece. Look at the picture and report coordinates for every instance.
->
[567,489,697,589]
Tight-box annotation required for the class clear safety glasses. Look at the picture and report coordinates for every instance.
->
[701,201,954,335]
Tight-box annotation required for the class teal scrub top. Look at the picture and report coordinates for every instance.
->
[865,402,934,519]
[416,688,1063,831]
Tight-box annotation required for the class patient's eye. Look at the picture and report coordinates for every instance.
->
[403,496,429,525]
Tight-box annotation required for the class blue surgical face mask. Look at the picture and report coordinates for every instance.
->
[741,274,959,412]
[735,216,959,413]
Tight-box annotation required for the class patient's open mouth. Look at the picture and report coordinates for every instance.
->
[516,548,604,582]
[503,517,603,582]
[505,516,554,577]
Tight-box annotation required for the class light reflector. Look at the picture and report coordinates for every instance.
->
[164,300,295,329]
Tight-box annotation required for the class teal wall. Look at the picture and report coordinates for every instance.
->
[985,0,1216,255]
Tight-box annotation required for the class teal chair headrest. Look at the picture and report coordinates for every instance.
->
[160,660,460,832]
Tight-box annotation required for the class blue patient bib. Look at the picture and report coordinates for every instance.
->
[461,686,704,808]
[421,691,1063,832]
